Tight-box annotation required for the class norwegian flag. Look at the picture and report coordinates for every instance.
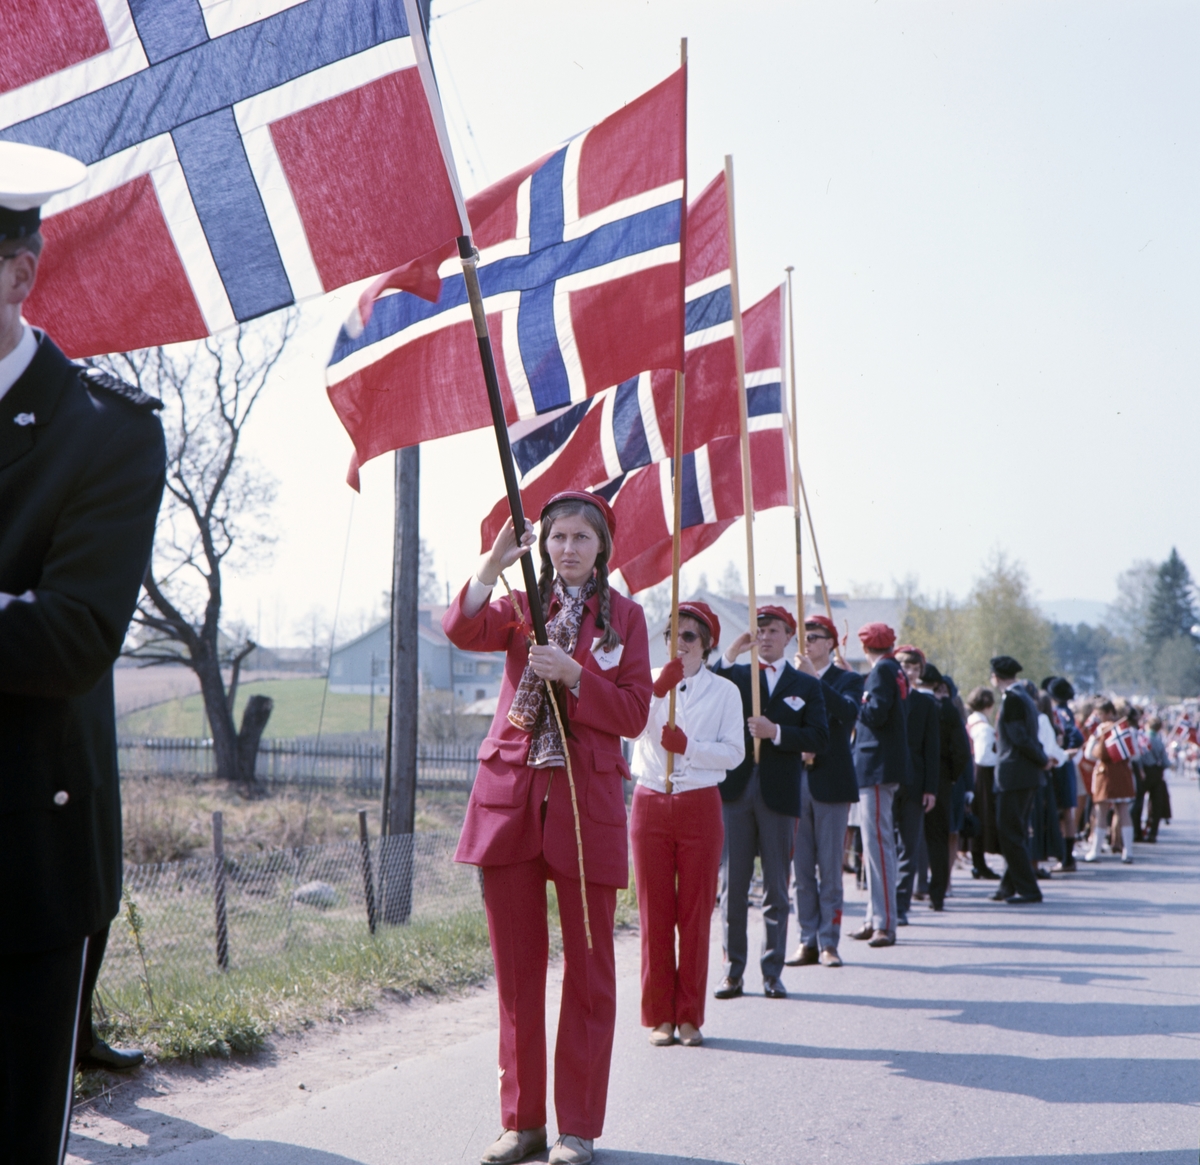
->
[478,170,734,548]
[326,68,686,483]
[0,0,465,357]
[603,284,790,594]
[1104,720,1138,764]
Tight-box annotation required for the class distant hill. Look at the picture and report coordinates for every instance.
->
[1040,599,1110,628]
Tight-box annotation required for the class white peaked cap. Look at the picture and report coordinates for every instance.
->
[0,141,86,211]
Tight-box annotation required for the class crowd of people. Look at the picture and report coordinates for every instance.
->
[444,491,1185,1165]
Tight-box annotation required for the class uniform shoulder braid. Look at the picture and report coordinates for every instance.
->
[79,365,163,412]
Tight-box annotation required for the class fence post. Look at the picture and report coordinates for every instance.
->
[358,809,378,935]
[212,810,230,971]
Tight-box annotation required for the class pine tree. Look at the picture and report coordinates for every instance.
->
[1146,548,1198,650]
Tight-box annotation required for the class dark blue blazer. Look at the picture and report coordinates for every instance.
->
[996,684,1048,792]
[904,689,942,796]
[853,658,910,789]
[714,658,829,817]
[807,664,863,803]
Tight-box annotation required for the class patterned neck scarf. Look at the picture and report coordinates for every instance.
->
[508,575,596,768]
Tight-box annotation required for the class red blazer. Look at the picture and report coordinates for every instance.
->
[444,581,651,888]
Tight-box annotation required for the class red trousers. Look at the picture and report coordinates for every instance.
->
[629,783,724,1029]
[482,856,617,1140]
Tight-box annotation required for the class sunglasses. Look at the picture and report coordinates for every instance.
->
[804,632,833,643]
[663,629,703,644]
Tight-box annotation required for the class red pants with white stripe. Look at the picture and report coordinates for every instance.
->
[482,856,617,1139]
[629,783,724,1029]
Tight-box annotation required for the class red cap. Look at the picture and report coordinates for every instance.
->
[858,622,896,651]
[757,604,797,635]
[678,601,720,648]
[541,490,616,537]
[894,644,926,665]
[804,614,839,641]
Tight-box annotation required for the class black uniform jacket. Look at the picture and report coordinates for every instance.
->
[936,698,972,786]
[853,657,910,789]
[807,663,863,804]
[714,657,829,817]
[995,684,1048,792]
[1,334,166,952]
[904,689,942,796]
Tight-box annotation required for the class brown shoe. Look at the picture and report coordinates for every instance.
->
[849,922,875,941]
[481,1126,548,1165]
[713,976,743,999]
[867,929,895,947]
[784,944,819,966]
[819,947,842,967]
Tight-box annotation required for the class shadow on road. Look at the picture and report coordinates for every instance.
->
[699,1039,1198,1104]
[931,1154,1193,1165]
[786,995,1200,1037]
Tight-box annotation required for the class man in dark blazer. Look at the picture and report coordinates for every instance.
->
[0,149,166,1164]
[785,615,862,968]
[990,656,1050,904]
[893,646,940,925]
[918,663,971,911]
[713,606,828,999]
[850,623,909,947]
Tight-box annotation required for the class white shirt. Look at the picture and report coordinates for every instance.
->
[967,711,997,766]
[1038,713,1068,768]
[631,663,744,794]
[0,324,37,403]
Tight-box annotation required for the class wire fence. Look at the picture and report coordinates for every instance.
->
[100,830,482,997]
[117,737,482,793]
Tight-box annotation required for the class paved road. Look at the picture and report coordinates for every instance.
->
[72,778,1199,1165]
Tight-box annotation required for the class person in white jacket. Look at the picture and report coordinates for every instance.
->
[630,602,743,1049]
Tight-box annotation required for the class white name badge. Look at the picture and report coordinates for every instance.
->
[783,695,805,711]
[591,637,624,671]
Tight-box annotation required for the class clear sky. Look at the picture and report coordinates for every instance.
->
[225,0,1198,647]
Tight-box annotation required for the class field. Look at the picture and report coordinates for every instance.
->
[118,678,389,739]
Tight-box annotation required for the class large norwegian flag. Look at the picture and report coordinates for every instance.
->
[477,170,736,548]
[604,284,790,594]
[326,68,686,481]
[0,0,464,357]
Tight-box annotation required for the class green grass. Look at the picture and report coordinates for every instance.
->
[118,678,387,738]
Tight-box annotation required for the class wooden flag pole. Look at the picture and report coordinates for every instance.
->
[724,155,761,762]
[784,267,806,642]
[665,37,687,794]
[403,0,549,645]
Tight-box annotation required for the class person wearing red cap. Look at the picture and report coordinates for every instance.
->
[783,615,864,968]
[444,492,652,1165]
[891,646,941,926]
[629,602,743,1047]
[849,623,909,947]
[712,605,829,999]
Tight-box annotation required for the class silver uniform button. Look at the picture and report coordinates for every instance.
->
[53,790,69,806]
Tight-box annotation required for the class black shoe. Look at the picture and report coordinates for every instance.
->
[929,898,944,912]
[713,976,743,999]
[972,866,1001,880]
[1035,868,1050,879]
[762,976,788,999]
[1061,855,1077,871]
[78,1036,145,1072]
[896,911,909,927]
[1005,893,1043,905]
[990,889,1014,901]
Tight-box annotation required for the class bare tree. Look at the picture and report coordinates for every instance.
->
[94,312,297,785]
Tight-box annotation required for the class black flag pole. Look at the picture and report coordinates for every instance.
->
[405,0,548,644]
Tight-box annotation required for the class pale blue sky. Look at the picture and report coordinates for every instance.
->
[229,0,1198,645]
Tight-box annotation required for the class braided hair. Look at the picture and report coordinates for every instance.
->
[538,499,621,653]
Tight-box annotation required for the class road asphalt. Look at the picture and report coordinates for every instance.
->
[70,777,1199,1165]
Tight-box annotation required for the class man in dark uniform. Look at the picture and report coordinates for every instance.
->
[990,655,1050,905]
[712,606,828,1000]
[0,143,166,1163]
[919,663,971,911]
[849,623,909,947]
[892,645,940,926]
[785,615,862,968]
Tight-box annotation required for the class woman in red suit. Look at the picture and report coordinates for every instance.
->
[443,491,651,1165]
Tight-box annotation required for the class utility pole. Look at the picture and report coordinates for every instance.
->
[381,444,420,924]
